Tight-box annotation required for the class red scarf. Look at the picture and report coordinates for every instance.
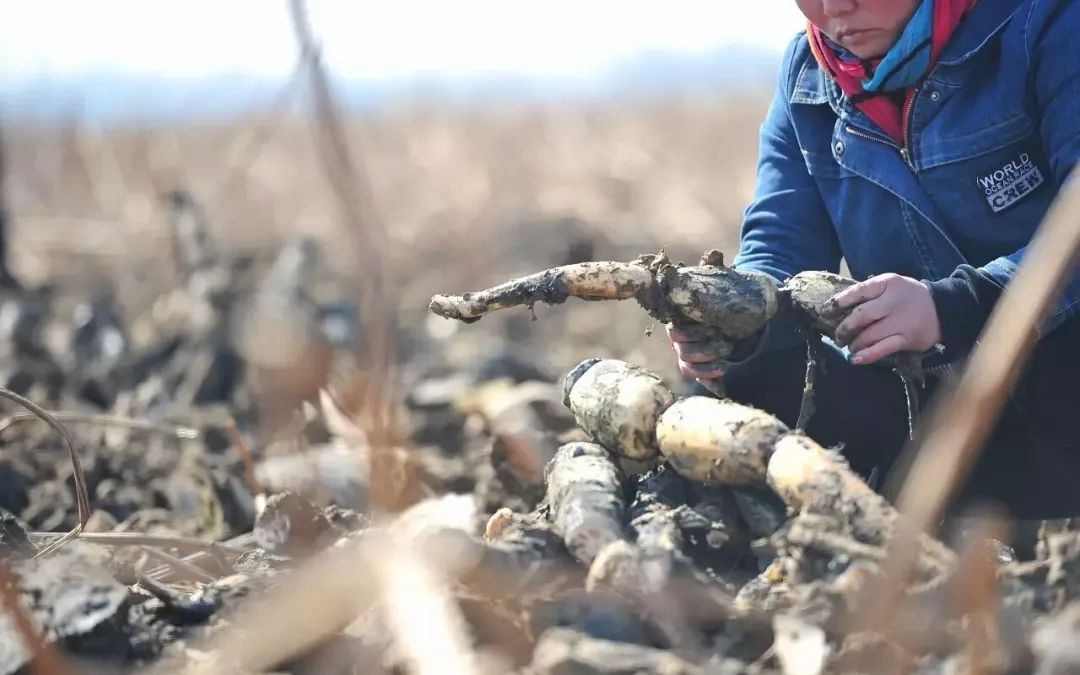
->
[807,1,975,143]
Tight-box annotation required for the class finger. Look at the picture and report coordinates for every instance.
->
[846,313,915,352]
[834,296,892,346]
[676,349,719,364]
[669,323,722,342]
[847,317,901,353]
[679,361,725,380]
[826,275,891,313]
[667,325,690,343]
[851,333,910,365]
[673,338,734,362]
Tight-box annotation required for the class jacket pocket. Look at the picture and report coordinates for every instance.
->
[918,113,1034,170]
[921,129,1053,258]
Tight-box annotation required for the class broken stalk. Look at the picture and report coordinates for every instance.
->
[795,336,822,431]
[0,411,199,439]
[0,388,90,558]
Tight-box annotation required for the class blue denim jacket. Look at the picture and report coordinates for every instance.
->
[733,0,1080,361]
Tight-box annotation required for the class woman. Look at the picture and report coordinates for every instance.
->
[669,0,1080,518]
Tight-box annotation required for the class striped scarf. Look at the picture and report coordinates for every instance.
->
[808,0,976,142]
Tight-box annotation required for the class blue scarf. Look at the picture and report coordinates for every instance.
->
[810,0,974,140]
[859,0,935,93]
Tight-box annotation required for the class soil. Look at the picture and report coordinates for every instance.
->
[1,231,1078,675]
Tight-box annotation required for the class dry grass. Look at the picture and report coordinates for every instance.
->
[3,85,770,388]
[0,53,775,670]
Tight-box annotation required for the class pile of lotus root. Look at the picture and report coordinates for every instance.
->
[428,250,1080,674]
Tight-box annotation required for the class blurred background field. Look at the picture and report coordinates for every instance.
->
[0,6,816,669]
[1,0,803,391]
[5,94,769,387]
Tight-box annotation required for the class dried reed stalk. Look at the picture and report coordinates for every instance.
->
[0,410,198,439]
[853,170,1080,655]
[29,532,250,556]
[0,388,90,558]
[288,0,404,513]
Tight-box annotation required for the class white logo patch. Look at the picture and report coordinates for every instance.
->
[977,153,1045,213]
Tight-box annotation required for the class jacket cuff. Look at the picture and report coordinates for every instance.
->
[924,265,1003,359]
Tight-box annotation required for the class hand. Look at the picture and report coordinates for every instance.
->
[827,273,942,365]
[666,323,734,381]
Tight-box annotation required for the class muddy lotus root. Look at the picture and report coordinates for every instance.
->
[429,250,779,341]
[778,270,857,336]
[544,442,626,565]
[766,433,955,571]
[562,358,675,461]
[656,396,789,485]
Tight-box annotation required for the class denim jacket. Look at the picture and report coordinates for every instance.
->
[733,0,1080,363]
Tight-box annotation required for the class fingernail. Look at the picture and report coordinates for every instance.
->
[851,353,864,364]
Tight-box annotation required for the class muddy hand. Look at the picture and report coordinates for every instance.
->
[667,322,734,396]
[826,273,942,365]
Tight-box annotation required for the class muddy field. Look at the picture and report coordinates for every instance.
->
[0,94,1078,674]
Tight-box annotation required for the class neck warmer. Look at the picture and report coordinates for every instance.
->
[807,0,975,142]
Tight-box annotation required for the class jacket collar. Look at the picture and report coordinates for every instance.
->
[937,0,1025,65]
[791,41,829,105]
[791,0,1024,105]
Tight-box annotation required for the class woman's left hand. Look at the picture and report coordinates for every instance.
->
[827,273,942,365]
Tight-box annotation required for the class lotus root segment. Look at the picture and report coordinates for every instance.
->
[562,359,675,461]
[544,442,626,565]
[429,262,654,322]
[655,396,789,484]
[780,271,857,336]
[664,266,779,339]
[766,433,882,517]
[766,433,956,571]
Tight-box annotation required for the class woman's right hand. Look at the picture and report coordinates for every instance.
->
[666,323,732,381]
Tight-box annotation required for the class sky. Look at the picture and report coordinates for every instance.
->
[0,1,807,83]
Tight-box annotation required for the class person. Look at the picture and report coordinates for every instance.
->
[668,0,1080,519]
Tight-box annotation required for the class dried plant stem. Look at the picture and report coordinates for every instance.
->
[289,0,403,511]
[143,533,256,581]
[786,520,886,562]
[948,516,1008,674]
[0,410,199,439]
[795,339,819,430]
[223,415,264,497]
[139,546,217,583]
[135,571,187,606]
[29,531,250,556]
[856,170,1080,651]
[896,170,1080,528]
[0,388,90,558]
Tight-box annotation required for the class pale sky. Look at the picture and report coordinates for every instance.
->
[0,1,807,82]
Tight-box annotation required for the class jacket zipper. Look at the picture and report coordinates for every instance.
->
[840,88,973,271]
[843,87,920,172]
[900,87,919,169]
[844,124,914,170]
